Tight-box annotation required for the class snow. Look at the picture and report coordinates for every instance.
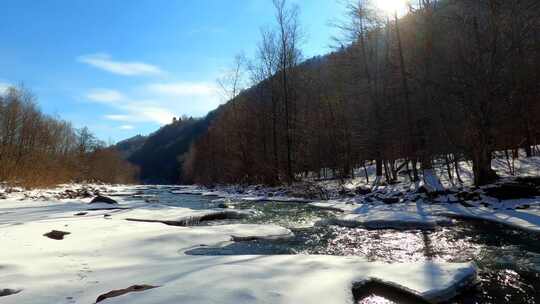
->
[97,258,476,304]
[309,200,358,212]
[312,156,540,195]
[321,211,453,230]
[303,156,540,233]
[429,202,540,234]
[422,169,445,193]
[0,185,478,304]
[350,197,540,234]
[240,196,312,203]
[312,197,540,234]
[119,206,255,224]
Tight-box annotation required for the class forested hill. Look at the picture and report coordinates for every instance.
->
[115,135,147,159]
[117,0,540,187]
[183,0,540,186]
[115,111,217,184]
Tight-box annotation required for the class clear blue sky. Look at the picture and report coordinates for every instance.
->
[0,0,346,143]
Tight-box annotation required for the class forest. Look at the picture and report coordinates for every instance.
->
[183,0,540,187]
[0,86,139,187]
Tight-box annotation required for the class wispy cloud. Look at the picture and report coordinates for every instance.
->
[104,114,131,122]
[87,89,126,103]
[78,53,164,76]
[102,102,175,125]
[119,125,135,130]
[88,80,222,127]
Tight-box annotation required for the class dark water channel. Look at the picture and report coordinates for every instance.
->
[137,189,540,304]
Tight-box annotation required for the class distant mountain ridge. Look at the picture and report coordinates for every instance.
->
[114,111,218,184]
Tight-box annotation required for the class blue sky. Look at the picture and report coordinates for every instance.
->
[0,0,346,143]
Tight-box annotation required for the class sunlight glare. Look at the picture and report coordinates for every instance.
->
[375,0,408,16]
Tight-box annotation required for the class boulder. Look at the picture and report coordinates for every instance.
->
[96,285,158,303]
[90,196,118,205]
[382,197,400,204]
[0,288,22,297]
[217,203,230,209]
[484,183,539,200]
[456,191,481,201]
[355,187,372,195]
[460,201,474,208]
[43,230,71,240]
[516,176,540,187]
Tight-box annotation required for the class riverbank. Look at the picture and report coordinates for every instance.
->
[0,184,481,304]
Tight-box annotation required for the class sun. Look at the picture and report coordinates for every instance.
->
[375,0,409,16]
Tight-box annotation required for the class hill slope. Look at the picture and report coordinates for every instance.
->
[115,112,217,184]
[115,135,147,159]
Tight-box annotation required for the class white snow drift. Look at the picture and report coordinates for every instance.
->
[0,185,477,304]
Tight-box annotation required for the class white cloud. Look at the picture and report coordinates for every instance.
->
[104,114,131,122]
[78,53,164,76]
[102,103,175,125]
[136,106,176,125]
[146,82,219,96]
[89,81,223,127]
[119,125,134,130]
[87,89,126,103]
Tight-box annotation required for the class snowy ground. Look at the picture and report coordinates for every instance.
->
[176,157,540,234]
[0,184,478,304]
[313,156,540,194]
[311,199,540,234]
[306,158,540,233]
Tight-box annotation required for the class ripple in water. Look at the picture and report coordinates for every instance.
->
[156,193,540,303]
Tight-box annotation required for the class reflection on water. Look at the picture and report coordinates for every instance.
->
[450,269,540,304]
[357,296,396,304]
[149,192,540,303]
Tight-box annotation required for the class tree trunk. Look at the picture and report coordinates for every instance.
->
[363,162,369,184]
[444,154,453,183]
[271,95,279,183]
[523,139,532,157]
[411,159,419,181]
[372,159,384,188]
[472,148,497,186]
[453,154,463,184]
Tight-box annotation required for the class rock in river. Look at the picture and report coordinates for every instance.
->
[90,196,118,205]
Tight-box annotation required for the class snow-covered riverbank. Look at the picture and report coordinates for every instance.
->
[0,184,479,303]
[164,157,540,234]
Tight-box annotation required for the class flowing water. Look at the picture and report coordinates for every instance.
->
[136,188,540,304]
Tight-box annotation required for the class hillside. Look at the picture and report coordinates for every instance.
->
[184,0,540,186]
[115,135,147,159]
[116,112,218,184]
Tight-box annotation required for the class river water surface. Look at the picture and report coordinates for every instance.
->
[128,188,540,304]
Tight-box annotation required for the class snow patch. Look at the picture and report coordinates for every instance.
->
[422,169,445,193]
[309,201,358,212]
[0,185,478,304]
[320,211,452,230]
